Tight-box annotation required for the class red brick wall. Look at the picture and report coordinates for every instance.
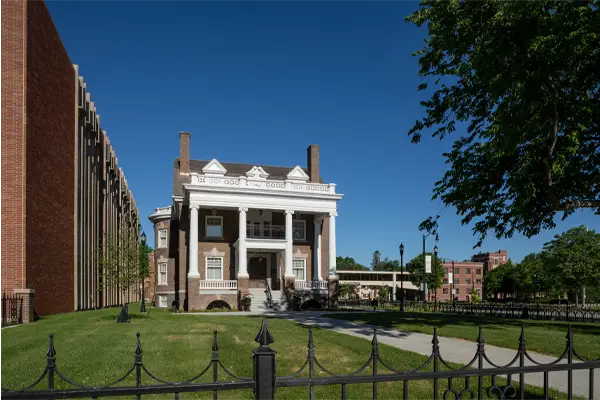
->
[25,0,75,315]
[1,0,28,293]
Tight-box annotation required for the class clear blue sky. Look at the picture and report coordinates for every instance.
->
[47,1,599,266]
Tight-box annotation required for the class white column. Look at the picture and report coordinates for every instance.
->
[238,208,249,278]
[313,216,322,281]
[285,210,294,278]
[328,211,337,277]
[188,204,200,277]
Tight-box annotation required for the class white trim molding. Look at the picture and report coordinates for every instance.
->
[205,256,224,280]
[202,159,227,176]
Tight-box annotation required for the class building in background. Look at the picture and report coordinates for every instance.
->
[148,133,343,311]
[1,0,139,321]
[438,250,509,302]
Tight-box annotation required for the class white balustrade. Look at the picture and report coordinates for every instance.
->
[246,224,286,239]
[199,280,238,290]
[295,280,328,290]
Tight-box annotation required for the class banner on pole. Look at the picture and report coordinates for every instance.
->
[425,255,432,273]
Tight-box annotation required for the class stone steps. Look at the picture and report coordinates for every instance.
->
[248,288,288,312]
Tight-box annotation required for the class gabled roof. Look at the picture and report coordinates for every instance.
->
[172,158,311,196]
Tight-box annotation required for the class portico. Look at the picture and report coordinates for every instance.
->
[180,157,342,310]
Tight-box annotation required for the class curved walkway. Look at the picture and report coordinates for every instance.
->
[184,311,599,398]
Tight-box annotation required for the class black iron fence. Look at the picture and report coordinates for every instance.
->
[339,299,600,322]
[2,320,600,399]
[2,292,24,327]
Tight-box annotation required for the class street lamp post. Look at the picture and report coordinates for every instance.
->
[140,231,147,313]
[433,243,439,311]
[422,233,439,302]
[400,243,405,312]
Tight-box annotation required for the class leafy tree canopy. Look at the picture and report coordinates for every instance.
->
[336,256,369,271]
[406,1,600,247]
[543,226,600,294]
[406,253,445,290]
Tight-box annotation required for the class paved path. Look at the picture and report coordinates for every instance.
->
[184,311,599,398]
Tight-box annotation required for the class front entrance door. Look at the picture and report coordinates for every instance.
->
[248,257,268,288]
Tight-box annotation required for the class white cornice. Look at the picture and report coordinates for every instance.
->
[149,206,172,223]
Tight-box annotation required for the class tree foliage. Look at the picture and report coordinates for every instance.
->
[407,253,445,291]
[406,1,600,247]
[97,221,140,300]
[371,250,382,270]
[336,256,369,271]
[543,226,600,295]
[375,257,401,271]
[483,226,600,301]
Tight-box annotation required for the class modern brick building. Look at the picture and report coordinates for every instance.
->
[437,250,509,301]
[149,133,343,311]
[1,0,139,320]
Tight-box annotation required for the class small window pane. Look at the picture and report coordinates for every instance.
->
[454,268,460,274]
[159,295,167,307]
[456,288,460,294]
[466,278,471,284]
[206,257,223,280]
[293,259,305,281]
[206,217,223,237]
[292,221,305,240]
[158,229,168,248]
[466,268,471,274]
[158,263,167,285]
[454,278,460,284]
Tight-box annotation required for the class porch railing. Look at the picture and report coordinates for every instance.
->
[295,280,328,290]
[199,280,238,290]
[246,224,285,239]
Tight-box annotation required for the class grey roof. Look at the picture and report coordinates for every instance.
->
[172,158,310,197]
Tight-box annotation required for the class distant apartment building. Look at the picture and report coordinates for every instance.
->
[438,250,508,301]
[1,0,139,320]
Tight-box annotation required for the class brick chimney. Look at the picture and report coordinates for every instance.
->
[307,144,320,183]
[179,131,190,174]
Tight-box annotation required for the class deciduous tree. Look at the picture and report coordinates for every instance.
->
[406,1,600,247]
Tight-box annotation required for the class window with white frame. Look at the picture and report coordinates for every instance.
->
[157,229,168,248]
[158,262,168,285]
[293,258,306,281]
[159,295,167,308]
[205,216,223,238]
[292,220,306,240]
[206,256,223,280]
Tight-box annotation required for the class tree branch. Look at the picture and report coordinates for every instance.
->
[542,87,561,209]
[557,200,600,211]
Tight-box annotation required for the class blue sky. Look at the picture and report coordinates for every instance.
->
[47,1,599,266]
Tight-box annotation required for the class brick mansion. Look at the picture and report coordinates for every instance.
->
[149,133,343,311]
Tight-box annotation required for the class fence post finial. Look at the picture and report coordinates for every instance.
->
[253,320,276,400]
[47,334,56,391]
[477,326,484,346]
[255,319,275,347]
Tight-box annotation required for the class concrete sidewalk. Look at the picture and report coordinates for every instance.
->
[280,313,599,399]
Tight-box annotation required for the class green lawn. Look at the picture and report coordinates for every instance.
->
[327,311,600,359]
[0,305,582,399]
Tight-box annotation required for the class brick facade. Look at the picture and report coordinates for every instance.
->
[1,1,139,318]
[25,0,76,315]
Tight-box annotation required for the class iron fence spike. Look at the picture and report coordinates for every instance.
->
[212,330,219,352]
[47,334,56,358]
[432,327,439,345]
[477,326,484,344]
[308,327,315,349]
[135,332,142,356]
[371,328,378,346]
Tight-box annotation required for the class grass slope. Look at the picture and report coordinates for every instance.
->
[1,306,581,399]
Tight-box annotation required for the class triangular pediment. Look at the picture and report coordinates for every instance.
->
[202,159,227,176]
[246,166,269,180]
[286,165,309,182]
